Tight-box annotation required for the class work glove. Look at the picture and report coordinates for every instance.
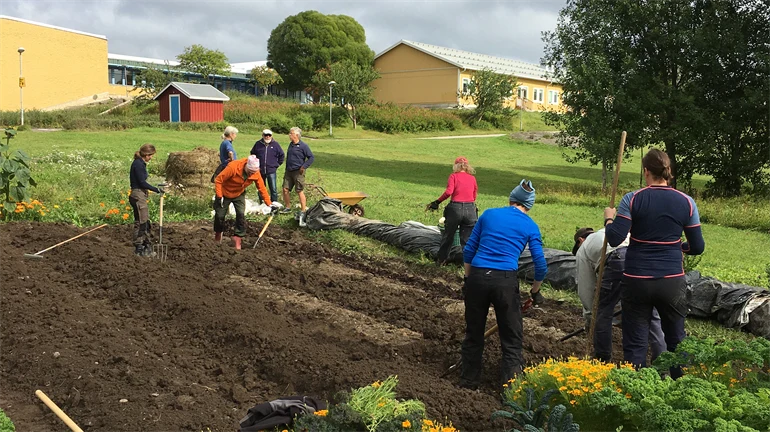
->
[426,200,440,211]
[157,184,166,195]
[530,289,545,306]
[299,167,306,175]
[270,202,284,213]
[213,196,224,209]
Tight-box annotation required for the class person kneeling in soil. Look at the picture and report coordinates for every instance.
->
[214,155,282,249]
[129,143,163,257]
[460,179,547,390]
[572,227,666,363]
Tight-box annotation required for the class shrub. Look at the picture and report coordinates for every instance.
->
[300,104,351,130]
[0,408,14,432]
[358,104,462,133]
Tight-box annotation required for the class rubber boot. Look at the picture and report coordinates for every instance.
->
[134,245,145,256]
[298,211,307,227]
[142,244,157,257]
[214,232,222,242]
[231,236,242,250]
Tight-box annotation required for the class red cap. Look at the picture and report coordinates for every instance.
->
[455,156,468,164]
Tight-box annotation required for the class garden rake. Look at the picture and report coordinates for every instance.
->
[24,224,108,259]
[153,185,168,261]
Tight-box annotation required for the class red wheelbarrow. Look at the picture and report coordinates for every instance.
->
[313,185,368,217]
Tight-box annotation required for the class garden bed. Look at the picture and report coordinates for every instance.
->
[0,221,620,431]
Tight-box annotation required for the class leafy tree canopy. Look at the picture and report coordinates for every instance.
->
[543,0,769,196]
[132,63,179,102]
[311,60,380,128]
[250,66,284,95]
[176,44,231,84]
[267,11,375,90]
[460,69,518,122]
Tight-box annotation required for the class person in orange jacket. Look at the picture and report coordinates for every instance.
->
[214,155,282,249]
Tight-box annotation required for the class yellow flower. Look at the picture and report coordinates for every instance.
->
[570,400,577,405]
[423,420,434,427]
[559,386,568,391]
[54,205,59,209]
[67,197,73,201]
[378,402,386,407]
[38,210,45,216]
[15,206,24,213]
[372,381,382,388]
[125,206,131,210]
[402,419,411,428]
[314,409,328,417]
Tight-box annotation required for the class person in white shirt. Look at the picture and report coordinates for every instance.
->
[573,227,666,362]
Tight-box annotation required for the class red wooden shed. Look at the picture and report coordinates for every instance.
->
[153,82,230,122]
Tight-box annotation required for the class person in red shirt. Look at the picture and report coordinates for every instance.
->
[427,156,479,265]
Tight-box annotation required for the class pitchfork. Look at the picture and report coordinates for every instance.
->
[153,185,168,261]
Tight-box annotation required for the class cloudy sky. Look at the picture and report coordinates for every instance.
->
[2,0,566,66]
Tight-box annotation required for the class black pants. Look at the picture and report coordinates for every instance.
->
[594,247,666,362]
[437,202,477,264]
[460,267,522,388]
[213,192,247,237]
[621,276,688,377]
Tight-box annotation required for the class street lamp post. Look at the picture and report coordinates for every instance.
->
[18,47,25,126]
[328,81,336,136]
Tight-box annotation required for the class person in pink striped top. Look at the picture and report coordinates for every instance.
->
[427,156,479,265]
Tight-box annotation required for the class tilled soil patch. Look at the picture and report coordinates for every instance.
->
[1,221,619,431]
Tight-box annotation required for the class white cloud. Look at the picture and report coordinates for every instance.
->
[2,0,564,65]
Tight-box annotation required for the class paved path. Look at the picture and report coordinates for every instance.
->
[416,133,506,140]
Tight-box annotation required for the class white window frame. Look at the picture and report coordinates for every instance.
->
[462,78,470,95]
[548,90,559,104]
[533,88,544,103]
[517,86,528,100]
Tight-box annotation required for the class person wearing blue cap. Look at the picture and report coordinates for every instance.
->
[460,179,547,390]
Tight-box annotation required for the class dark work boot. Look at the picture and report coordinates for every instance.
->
[134,245,144,256]
[231,236,242,250]
[142,244,157,257]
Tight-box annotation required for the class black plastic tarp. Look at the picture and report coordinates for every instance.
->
[305,198,770,338]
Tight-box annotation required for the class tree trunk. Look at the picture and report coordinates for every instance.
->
[349,105,357,129]
[665,140,677,189]
[601,160,608,192]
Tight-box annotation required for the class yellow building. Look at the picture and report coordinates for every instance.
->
[0,16,128,111]
[374,40,564,112]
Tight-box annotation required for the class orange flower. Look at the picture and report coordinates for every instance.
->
[313,409,328,417]
[120,199,126,204]
[99,202,105,207]
[122,213,129,220]
[402,419,411,428]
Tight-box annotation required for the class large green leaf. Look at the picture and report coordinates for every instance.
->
[3,201,15,213]
[0,175,5,189]
[3,128,16,138]
[28,177,37,187]
[14,169,30,185]
[8,185,26,203]
[13,149,30,165]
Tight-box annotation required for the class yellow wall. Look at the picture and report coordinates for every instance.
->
[459,72,565,112]
[374,44,459,107]
[0,17,109,111]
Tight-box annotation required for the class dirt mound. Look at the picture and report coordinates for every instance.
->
[0,221,620,431]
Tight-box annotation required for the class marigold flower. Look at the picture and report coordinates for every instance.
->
[570,400,577,405]
[54,205,59,209]
[122,213,129,220]
[559,386,567,391]
[625,393,632,399]
[402,419,411,428]
[378,402,386,407]
[372,381,382,388]
[100,202,105,207]
[120,199,126,204]
[314,409,328,417]
[39,210,45,216]
[423,420,434,427]
[125,206,131,210]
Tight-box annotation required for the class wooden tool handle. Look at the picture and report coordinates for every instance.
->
[32,224,108,256]
[158,194,164,228]
[35,390,84,432]
[258,215,273,238]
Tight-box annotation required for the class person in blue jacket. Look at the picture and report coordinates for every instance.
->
[129,143,163,257]
[460,179,547,390]
[250,129,285,203]
[604,149,705,377]
[211,126,238,183]
[281,127,314,226]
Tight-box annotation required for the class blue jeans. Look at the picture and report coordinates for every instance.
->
[261,172,278,203]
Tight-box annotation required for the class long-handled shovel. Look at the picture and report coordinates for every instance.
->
[252,214,274,248]
[587,131,627,354]
[559,309,622,342]
[153,187,168,261]
[24,224,108,259]
[35,389,84,432]
[441,298,534,378]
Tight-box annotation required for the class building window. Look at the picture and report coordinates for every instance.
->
[533,88,544,103]
[462,78,470,95]
[517,86,528,100]
[548,90,559,104]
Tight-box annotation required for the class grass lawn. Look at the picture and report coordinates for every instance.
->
[7,127,770,288]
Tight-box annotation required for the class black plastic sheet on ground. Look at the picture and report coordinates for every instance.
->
[305,198,770,338]
[306,198,576,290]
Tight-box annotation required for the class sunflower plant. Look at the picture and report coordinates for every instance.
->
[1,128,36,220]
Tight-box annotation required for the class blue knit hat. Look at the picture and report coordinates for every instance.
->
[509,179,536,209]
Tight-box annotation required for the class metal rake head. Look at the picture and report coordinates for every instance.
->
[152,243,168,262]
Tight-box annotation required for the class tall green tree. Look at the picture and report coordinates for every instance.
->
[176,44,231,84]
[311,60,380,128]
[133,63,179,102]
[267,11,375,90]
[543,0,769,195]
[460,69,518,123]
[250,66,284,96]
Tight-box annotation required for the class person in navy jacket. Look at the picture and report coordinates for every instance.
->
[460,179,547,390]
[250,129,285,203]
[281,127,314,226]
[604,149,705,377]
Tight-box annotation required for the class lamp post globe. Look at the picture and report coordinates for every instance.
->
[18,47,25,126]
[328,81,336,136]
